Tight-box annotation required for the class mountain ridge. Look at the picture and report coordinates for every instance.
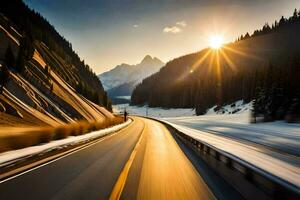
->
[98,55,164,101]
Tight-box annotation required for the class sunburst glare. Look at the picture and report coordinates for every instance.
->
[209,35,224,49]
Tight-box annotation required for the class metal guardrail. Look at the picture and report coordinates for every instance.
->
[148,117,300,200]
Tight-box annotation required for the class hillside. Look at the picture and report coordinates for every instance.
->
[0,1,117,130]
[99,55,164,103]
[0,0,111,110]
[131,10,300,121]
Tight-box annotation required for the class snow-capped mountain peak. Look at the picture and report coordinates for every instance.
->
[141,55,153,64]
[98,56,164,99]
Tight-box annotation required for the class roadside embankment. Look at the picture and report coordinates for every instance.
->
[0,116,124,153]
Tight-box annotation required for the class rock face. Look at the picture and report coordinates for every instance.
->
[98,55,164,103]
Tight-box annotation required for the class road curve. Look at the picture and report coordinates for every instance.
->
[0,117,214,200]
[121,118,214,200]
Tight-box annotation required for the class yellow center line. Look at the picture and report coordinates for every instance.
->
[109,120,146,200]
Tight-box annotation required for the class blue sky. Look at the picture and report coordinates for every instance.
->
[24,0,300,73]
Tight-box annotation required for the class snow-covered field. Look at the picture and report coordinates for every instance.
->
[113,104,195,118]
[163,111,300,156]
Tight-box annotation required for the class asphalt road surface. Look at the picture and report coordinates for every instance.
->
[0,117,215,200]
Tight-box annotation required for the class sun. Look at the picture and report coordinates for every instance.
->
[209,35,224,49]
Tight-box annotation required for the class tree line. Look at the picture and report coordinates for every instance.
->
[237,9,300,41]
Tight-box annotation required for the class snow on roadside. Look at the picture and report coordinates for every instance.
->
[0,119,132,167]
[162,108,300,156]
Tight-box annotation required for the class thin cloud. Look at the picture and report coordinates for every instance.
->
[133,24,139,28]
[163,26,182,34]
[163,20,186,34]
[176,20,187,27]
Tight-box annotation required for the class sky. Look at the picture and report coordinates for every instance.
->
[24,0,300,73]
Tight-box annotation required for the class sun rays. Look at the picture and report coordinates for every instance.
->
[176,37,263,86]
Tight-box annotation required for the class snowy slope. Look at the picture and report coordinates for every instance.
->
[98,55,164,96]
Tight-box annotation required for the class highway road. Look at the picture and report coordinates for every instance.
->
[0,117,218,200]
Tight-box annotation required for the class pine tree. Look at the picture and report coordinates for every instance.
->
[292,9,298,21]
[244,32,250,39]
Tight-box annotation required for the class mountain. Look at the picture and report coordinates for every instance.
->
[131,10,300,121]
[0,0,116,128]
[98,55,164,103]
